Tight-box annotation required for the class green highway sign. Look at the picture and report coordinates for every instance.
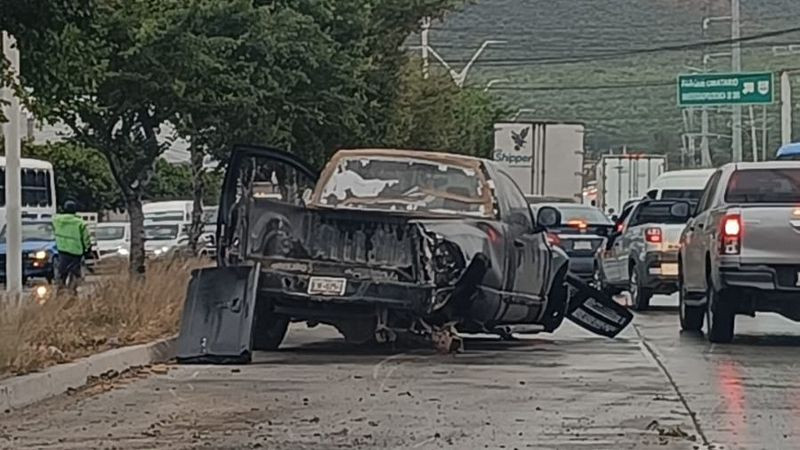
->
[677,72,774,107]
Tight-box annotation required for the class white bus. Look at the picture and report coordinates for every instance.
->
[0,157,57,230]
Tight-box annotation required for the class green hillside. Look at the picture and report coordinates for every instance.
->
[419,0,800,166]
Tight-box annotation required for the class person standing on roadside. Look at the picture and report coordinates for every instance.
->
[52,201,92,287]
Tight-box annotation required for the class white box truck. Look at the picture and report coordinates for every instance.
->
[595,154,666,215]
[493,121,585,202]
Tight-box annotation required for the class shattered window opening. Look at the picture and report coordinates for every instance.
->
[317,156,490,217]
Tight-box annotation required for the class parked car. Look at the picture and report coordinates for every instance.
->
[645,169,715,202]
[595,199,692,310]
[176,146,633,363]
[529,203,614,282]
[0,221,58,283]
[679,162,800,343]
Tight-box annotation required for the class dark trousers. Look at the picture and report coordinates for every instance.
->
[58,252,83,284]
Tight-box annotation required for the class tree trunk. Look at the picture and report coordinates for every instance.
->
[127,195,146,276]
[188,147,206,255]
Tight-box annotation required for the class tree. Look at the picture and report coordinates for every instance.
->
[383,59,505,157]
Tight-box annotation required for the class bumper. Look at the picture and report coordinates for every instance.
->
[259,269,439,317]
[718,264,800,293]
[717,265,800,317]
[640,251,679,293]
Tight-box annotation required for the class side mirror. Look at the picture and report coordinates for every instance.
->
[610,214,619,223]
[536,206,561,230]
[670,202,691,220]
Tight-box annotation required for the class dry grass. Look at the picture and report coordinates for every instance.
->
[0,259,205,378]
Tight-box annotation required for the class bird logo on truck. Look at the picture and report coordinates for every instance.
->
[511,127,529,151]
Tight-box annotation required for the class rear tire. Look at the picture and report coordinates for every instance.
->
[706,281,735,343]
[678,265,703,332]
[252,301,289,351]
[630,264,652,311]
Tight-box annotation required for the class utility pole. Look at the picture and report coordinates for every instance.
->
[420,17,431,80]
[2,32,22,294]
[731,0,743,162]
[748,105,758,161]
[781,71,792,145]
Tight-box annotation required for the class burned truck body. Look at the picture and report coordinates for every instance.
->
[178,147,631,362]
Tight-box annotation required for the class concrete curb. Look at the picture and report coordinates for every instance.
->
[0,337,176,411]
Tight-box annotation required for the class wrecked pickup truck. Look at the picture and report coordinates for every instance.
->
[177,146,632,362]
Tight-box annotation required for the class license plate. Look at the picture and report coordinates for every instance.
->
[308,276,347,296]
[661,263,679,276]
[574,240,593,250]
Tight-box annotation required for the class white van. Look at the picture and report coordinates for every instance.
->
[645,169,715,203]
[143,200,194,223]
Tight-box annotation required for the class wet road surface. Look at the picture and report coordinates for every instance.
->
[2,294,799,449]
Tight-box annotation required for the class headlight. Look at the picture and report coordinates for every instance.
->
[117,247,129,256]
[153,246,171,256]
[433,241,465,285]
[29,250,48,260]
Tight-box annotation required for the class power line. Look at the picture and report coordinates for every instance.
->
[484,80,674,91]
[433,25,800,66]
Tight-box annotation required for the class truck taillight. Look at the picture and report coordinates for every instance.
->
[720,214,742,255]
[645,227,662,244]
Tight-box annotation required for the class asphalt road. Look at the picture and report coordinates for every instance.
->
[3,294,800,449]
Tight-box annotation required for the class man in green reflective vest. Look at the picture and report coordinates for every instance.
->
[52,201,92,286]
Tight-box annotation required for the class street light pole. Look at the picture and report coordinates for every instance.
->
[411,39,506,88]
[731,0,743,162]
[2,32,23,294]
[420,17,431,80]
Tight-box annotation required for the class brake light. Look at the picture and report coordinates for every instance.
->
[616,222,624,233]
[547,233,561,247]
[720,214,742,255]
[567,220,588,231]
[645,227,662,244]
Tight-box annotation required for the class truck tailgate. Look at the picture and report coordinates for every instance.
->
[738,207,800,265]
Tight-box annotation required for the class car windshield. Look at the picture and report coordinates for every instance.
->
[554,205,611,225]
[95,226,125,241]
[144,224,179,240]
[0,222,55,243]
[660,189,704,201]
[629,202,688,227]
[202,208,218,224]
[726,169,800,203]
[317,156,490,217]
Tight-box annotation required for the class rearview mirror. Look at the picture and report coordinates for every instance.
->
[669,202,691,220]
[536,206,561,229]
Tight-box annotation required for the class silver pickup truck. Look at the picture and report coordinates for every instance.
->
[595,199,692,310]
[679,162,800,343]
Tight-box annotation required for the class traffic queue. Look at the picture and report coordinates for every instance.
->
[539,154,800,344]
